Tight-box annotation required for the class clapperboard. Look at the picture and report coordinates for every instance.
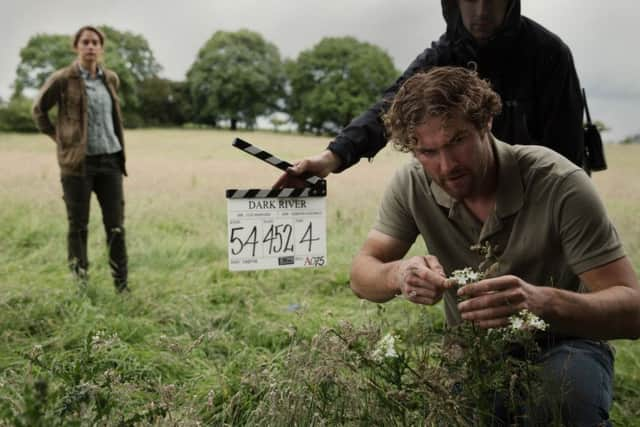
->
[226,138,327,271]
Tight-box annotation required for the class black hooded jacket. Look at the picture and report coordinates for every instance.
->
[327,0,584,170]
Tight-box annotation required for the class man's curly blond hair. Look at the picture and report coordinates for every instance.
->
[383,67,502,152]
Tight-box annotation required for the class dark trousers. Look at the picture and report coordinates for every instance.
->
[537,339,613,426]
[61,153,127,289]
[492,339,614,426]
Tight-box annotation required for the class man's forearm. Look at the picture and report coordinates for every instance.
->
[350,254,401,302]
[542,286,640,340]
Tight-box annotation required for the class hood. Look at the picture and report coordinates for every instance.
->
[441,0,521,50]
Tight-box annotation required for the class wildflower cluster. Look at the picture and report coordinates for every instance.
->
[438,245,551,422]
[28,344,44,361]
[90,330,121,350]
[370,333,399,362]
[509,309,548,332]
[449,267,548,336]
[448,267,482,286]
[238,243,555,425]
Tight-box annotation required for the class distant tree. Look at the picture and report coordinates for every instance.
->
[167,80,193,125]
[286,36,397,134]
[138,78,191,126]
[620,134,640,144]
[187,29,285,130]
[0,96,37,132]
[99,26,162,83]
[13,34,74,98]
[592,120,610,134]
[12,26,162,127]
[97,25,162,127]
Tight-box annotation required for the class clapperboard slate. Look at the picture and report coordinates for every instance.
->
[226,138,327,271]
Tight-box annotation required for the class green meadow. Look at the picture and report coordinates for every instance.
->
[1,130,639,425]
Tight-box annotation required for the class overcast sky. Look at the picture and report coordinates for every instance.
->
[1,0,638,140]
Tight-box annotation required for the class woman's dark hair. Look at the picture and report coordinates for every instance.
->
[73,26,105,47]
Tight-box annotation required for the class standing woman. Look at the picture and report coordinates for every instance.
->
[32,25,129,293]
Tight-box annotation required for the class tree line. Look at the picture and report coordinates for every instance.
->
[0,26,398,134]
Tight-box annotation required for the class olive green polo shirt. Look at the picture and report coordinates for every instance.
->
[375,138,625,326]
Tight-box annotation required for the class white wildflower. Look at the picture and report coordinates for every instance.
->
[28,344,44,360]
[449,268,482,286]
[91,331,104,345]
[508,309,548,332]
[467,271,480,282]
[523,310,548,331]
[371,333,399,362]
[509,316,524,331]
[207,389,215,408]
[91,330,121,349]
[530,317,547,331]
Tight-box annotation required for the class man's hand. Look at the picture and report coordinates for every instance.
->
[273,149,342,189]
[457,275,548,329]
[394,255,452,305]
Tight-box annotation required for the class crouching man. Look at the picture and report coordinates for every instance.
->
[350,66,640,426]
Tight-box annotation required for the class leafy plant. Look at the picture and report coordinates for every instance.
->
[243,243,556,426]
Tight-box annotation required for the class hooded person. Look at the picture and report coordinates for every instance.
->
[276,0,586,185]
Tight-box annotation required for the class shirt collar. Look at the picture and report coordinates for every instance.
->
[76,62,104,80]
[427,135,524,219]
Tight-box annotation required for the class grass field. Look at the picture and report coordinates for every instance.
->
[1,129,639,425]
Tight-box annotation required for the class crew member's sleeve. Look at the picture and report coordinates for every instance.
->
[536,43,585,167]
[327,40,444,172]
[553,169,625,275]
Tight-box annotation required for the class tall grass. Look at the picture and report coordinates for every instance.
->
[0,130,639,425]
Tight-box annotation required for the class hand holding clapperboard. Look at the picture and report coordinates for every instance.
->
[226,138,327,271]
